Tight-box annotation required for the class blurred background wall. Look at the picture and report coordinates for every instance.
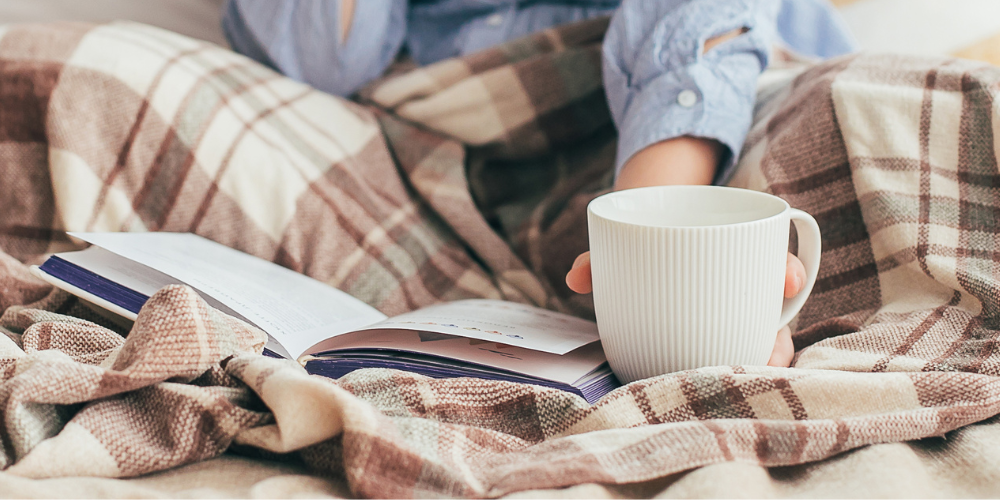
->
[0,0,226,45]
[834,0,1000,64]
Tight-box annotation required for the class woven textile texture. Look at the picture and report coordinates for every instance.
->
[2,19,1000,498]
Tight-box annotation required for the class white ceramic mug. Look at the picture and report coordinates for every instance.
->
[587,185,821,383]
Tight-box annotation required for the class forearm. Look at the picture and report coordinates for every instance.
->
[612,25,743,192]
[603,0,780,186]
[614,137,724,191]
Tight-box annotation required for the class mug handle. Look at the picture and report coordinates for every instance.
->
[778,209,822,327]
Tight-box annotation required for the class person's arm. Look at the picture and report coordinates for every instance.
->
[221,0,408,97]
[568,1,800,367]
[603,0,781,186]
[612,24,746,191]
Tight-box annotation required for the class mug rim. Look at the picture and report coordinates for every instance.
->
[587,185,790,229]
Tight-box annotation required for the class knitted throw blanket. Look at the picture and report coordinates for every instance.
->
[1,20,1000,498]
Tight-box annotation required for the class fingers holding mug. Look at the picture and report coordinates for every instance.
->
[784,252,806,299]
[566,252,593,294]
[587,186,820,383]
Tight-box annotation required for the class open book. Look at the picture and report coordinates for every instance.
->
[31,233,619,403]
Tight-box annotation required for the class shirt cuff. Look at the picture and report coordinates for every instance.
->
[614,55,760,186]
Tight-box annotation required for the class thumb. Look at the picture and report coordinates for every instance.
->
[566,252,593,294]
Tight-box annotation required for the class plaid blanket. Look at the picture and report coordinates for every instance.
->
[3,19,1000,498]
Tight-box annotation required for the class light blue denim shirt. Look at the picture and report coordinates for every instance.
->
[223,0,856,183]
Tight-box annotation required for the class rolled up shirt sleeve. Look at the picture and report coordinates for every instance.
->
[222,0,408,97]
[602,0,781,184]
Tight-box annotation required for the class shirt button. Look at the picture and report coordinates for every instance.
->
[677,89,698,107]
[485,13,504,26]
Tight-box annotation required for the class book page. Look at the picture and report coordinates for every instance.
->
[70,232,387,358]
[56,246,195,304]
[356,299,599,355]
[307,329,606,385]
[44,247,294,359]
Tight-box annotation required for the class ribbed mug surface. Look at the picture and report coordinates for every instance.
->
[588,186,815,384]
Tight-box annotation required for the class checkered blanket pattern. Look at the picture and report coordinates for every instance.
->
[3,19,1000,499]
[0,20,540,315]
[731,54,1000,373]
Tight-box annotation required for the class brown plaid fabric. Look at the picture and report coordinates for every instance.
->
[4,19,1000,499]
[0,20,538,316]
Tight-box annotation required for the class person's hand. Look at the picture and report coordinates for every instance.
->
[566,135,805,368]
[567,251,805,367]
